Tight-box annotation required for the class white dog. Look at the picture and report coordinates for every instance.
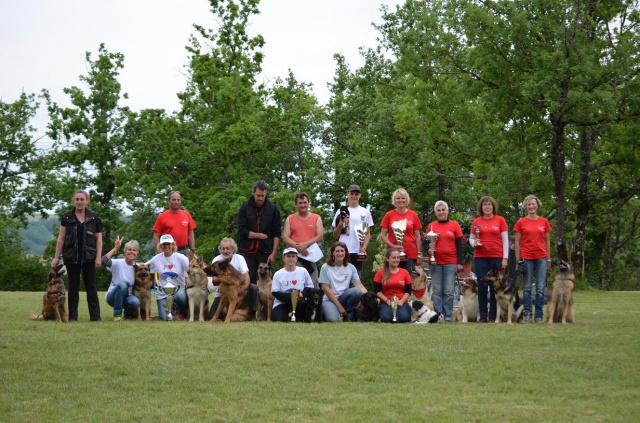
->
[410,300,441,324]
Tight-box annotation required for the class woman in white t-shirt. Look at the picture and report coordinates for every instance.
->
[319,241,368,322]
[146,234,189,321]
[103,236,142,321]
[271,247,314,322]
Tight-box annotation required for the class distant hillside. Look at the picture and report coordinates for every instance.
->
[19,215,58,255]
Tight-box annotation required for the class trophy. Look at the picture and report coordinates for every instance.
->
[391,219,408,261]
[475,225,482,247]
[158,281,180,321]
[290,289,299,322]
[391,296,398,322]
[355,216,368,261]
[426,226,438,265]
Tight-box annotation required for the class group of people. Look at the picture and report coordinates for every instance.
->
[52,185,552,324]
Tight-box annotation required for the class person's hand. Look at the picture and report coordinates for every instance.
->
[456,264,464,274]
[114,235,123,250]
[51,258,59,268]
[94,257,102,269]
[416,255,423,265]
[501,258,508,271]
[267,252,276,266]
[337,304,347,317]
[342,215,350,226]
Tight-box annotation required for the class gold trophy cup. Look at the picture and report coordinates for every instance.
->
[475,225,482,247]
[158,281,180,321]
[290,290,299,322]
[356,216,368,261]
[391,296,398,322]
[391,219,408,261]
[426,227,438,265]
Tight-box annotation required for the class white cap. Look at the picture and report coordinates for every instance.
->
[159,234,175,244]
[283,247,298,256]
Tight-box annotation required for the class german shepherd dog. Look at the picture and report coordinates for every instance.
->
[132,263,153,320]
[483,267,523,324]
[302,287,324,323]
[409,265,433,309]
[186,255,210,322]
[354,292,379,322]
[455,278,480,323]
[30,264,67,322]
[257,262,274,321]
[546,259,575,323]
[209,257,244,323]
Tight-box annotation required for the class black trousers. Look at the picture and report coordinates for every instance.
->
[239,251,270,285]
[65,261,101,321]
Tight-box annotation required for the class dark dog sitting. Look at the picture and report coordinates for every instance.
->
[333,205,350,235]
[355,292,379,322]
[302,288,324,323]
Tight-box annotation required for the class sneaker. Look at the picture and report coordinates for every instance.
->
[535,317,544,323]
[113,316,122,322]
[523,311,532,324]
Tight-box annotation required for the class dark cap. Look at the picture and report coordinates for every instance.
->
[347,185,361,193]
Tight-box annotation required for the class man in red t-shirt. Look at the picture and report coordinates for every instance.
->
[152,191,196,255]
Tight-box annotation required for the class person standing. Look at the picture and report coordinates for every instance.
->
[271,247,315,322]
[208,237,259,321]
[380,188,423,272]
[331,184,374,279]
[283,192,324,287]
[425,200,464,322]
[514,194,552,324]
[103,236,142,321]
[152,191,196,255]
[373,248,412,323]
[237,180,282,285]
[52,189,103,322]
[319,241,368,322]
[469,196,510,322]
[146,234,189,321]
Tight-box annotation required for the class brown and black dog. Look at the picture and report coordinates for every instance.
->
[186,254,210,322]
[133,263,153,320]
[455,278,479,323]
[409,265,433,309]
[208,257,244,323]
[30,264,67,322]
[257,262,274,322]
[483,267,523,324]
[546,259,575,324]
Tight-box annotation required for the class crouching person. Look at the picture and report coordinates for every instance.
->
[271,247,314,322]
[103,236,140,321]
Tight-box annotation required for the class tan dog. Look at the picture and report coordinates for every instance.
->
[455,278,479,322]
[546,260,575,324]
[410,265,433,309]
[208,257,243,323]
[30,264,67,322]
[256,262,274,321]
[187,255,210,322]
[133,263,153,320]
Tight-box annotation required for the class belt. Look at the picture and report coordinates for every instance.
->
[178,245,188,250]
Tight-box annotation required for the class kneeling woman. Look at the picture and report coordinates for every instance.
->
[146,234,189,320]
[319,242,368,322]
[271,247,314,322]
[103,236,141,321]
[373,248,412,323]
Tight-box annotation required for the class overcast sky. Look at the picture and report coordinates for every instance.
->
[1,0,402,145]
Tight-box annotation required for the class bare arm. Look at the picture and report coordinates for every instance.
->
[282,216,294,247]
[95,232,103,269]
[153,232,161,253]
[52,225,66,267]
[188,230,195,251]
[514,232,522,261]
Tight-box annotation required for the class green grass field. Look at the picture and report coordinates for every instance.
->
[1,291,638,422]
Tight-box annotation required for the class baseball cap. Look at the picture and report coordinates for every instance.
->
[347,184,361,193]
[283,247,298,256]
[159,234,175,244]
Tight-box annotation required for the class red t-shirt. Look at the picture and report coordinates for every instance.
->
[373,268,412,299]
[426,220,462,265]
[380,209,422,259]
[471,215,508,259]
[152,209,196,248]
[514,217,552,260]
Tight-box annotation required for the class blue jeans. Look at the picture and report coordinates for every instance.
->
[474,257,502,321]
[430,264,457,321]
[156,289,188,321]
[522,258,548,319]
[322,288,363,322]
[379,302,411,323]
[106,282,140,317]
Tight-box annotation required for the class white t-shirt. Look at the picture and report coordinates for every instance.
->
[332,205,374,254]
[146,252,189,300]
[104,258,135,299]
[318,263,359,301]
[271,266,314,308]
[211,254,249,298]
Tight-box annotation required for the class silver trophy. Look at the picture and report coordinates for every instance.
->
[355,216,368,261]
[391,219,408,261]
[426,226,438,265]
[158,281,180,321]
[290,290,299,322]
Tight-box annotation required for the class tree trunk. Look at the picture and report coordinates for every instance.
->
[549,115,569,262]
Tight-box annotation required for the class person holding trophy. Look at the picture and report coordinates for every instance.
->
[469,196,510,323]
[146,234,189,321]
[514,194,552,324]
[319,242,368,322]
[425,201,464,323]
[271,247,315,322]
[373,248,412,323]
[380,188,423,272]
[332,184,374,279]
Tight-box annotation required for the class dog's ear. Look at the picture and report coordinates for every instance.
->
[203,265,216,277]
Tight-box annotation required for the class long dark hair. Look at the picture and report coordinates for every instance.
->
[382,248,401,285]
[326,242,350,267]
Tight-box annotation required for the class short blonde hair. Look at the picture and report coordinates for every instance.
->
[391,188,410,206]
[72,189,90,202]
[523,195,542,212]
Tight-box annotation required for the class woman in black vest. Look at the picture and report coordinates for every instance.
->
[52,189,103,322]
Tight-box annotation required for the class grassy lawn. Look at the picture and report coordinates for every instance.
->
[1,290,638,422]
